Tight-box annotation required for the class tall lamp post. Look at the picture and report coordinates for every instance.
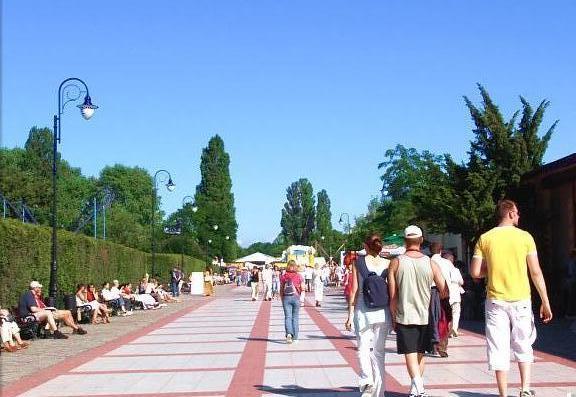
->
[151,170,175,277]
[339,212,351,251]
[48,78,98,303]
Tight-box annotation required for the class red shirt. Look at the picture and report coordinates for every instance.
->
[343,270,355,298]
[34,292,46,309]
[280,272,303,295]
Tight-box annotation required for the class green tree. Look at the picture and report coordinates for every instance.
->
[280,178,315,245]
[439,84,556,246]
[463,83,556,200]
[376,144,448,234]
[193,135,238,261]
[315,189,332,237]
[24,126,56,175]
[99,165,155,250]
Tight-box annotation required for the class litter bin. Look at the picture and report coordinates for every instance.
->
[63,294,77,312]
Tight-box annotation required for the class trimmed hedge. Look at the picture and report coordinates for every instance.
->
[0,219,205,307]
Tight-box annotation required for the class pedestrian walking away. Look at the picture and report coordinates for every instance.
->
[388,225,447,397]
[442,251,464,337]
[470,199,553,397]
[305,265,313,292]
[345,233,392,397]
[280,260,305,344]
[250,267,260,301]
[429,242,453,358]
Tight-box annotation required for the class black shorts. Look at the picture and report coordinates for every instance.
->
[396,324,432,354]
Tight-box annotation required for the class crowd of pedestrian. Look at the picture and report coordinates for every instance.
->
[339,199,553,397]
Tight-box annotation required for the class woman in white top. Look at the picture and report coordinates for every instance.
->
[345,233,391,397]
[442,251,464,336]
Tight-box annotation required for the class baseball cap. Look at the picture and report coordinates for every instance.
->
[404,225,423,238]
[30,281,43,289]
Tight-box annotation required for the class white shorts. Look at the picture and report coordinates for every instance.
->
[485,299,536,371]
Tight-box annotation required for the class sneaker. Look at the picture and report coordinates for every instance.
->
[126,311,134,316]
[53,330,69,339]
[439,351,449,358]
[419,392,430,397]
[286,334,293,344]
[520,391,535,397]
[360,384,374,397]
[73,327,87,335]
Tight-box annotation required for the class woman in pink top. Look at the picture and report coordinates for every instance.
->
[280,260,305,344]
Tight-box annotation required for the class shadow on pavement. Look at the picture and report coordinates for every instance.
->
[237,336,285,344]
[461,319,576,362]
[451,392,499,397]
[306,334,355,341]
[256,384,359,396]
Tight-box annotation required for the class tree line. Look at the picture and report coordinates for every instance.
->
[0,132,239,263]
[347,84,557,255]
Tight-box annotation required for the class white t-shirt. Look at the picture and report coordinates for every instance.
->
[430,253,452,289]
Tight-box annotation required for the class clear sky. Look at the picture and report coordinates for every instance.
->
[1,1,575,246]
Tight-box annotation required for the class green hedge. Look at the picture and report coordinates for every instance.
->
[0,219,205,307]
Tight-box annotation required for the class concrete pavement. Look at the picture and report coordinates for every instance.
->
[2,285,575,396]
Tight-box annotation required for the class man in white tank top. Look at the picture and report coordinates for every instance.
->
[388,225,447,397]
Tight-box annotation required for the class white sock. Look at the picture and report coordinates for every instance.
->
[412,376,424,393]
[409,380,416,394]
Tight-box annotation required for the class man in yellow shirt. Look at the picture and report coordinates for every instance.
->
[471,199,553,397]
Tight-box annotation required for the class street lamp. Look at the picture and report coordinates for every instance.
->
[151,169,176,277]
[339,213,351,234]
[182,195,198,213]
[48,78,98,302]
[339,212,351,252]
[179,195,198,268]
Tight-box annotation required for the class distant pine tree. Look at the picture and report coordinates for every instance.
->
[194,135,238,261]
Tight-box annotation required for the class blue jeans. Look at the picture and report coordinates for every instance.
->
[171,281,179,297]
[282,295,300,340]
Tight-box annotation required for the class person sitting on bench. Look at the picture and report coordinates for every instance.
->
[1,306,30,352]
[101,282,132,316]
[18,281,87,339]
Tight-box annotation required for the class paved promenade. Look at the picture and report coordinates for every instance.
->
[2,285,576,397]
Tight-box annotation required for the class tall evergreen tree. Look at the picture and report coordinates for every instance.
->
[193,135,238,262]
[280,178,315,245]
[315,189,332,237]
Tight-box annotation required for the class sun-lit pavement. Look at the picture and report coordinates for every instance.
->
[2,285,576,397]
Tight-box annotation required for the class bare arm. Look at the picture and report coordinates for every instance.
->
[527,254,553,323]
[387,257,399,319]
[469,257,487,279]
[344,262,359,331]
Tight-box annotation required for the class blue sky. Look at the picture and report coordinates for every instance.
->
[2,1,575,246]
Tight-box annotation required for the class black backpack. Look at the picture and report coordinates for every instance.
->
[283,278,296,296]
[356,255,389,309]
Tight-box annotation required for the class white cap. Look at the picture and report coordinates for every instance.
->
[29,281,43,289]
[404,225,423,238]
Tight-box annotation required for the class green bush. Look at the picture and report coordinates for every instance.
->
[0,219,205,308]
